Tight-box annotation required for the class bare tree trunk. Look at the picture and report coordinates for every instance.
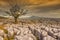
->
[14,17,18,23]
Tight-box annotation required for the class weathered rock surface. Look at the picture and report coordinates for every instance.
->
[0,17,60,40]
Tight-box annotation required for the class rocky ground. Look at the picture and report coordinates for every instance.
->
[0,17,60,40]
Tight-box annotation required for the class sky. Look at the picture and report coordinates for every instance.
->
[0,0,60,18]
[0,0,60,6]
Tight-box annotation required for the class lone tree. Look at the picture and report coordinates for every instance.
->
[0,0,28,23]
[5,4,28,23]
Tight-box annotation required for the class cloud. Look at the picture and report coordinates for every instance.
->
[0,0,60,18]
[0,0,60,6]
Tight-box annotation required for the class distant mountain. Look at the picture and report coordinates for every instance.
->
[28,16,60,22]
[0,16,7,19]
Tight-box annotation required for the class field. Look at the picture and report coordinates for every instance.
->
[0,16,60,40]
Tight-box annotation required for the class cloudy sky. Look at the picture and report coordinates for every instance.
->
[0,0,60,18]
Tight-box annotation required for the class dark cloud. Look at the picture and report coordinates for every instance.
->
[33,4,60,13]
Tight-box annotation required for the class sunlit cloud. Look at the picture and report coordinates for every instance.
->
[0,0,60,6]
[0,0,60,18]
